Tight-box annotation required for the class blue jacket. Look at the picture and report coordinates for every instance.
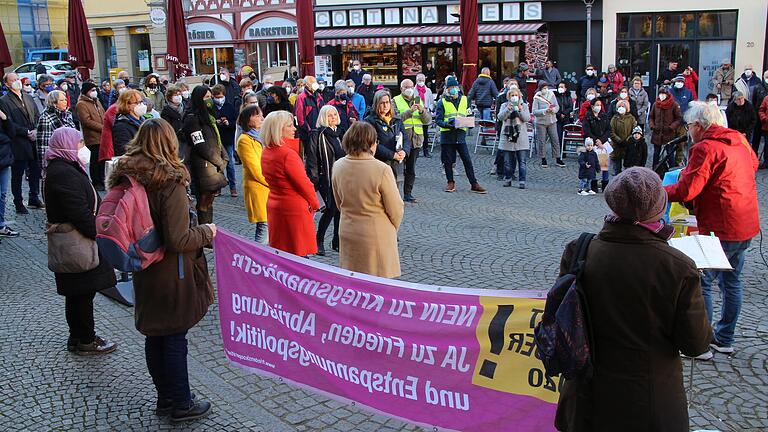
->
[468,74,499,108]
[576,75,599,102]
[578,149,600,180]
[435,96,468,145]
[350,92,366,119]
[670,87,693,114]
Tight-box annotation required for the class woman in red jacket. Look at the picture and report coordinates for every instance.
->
[261,111,320,256]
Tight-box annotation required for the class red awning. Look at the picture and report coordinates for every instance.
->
[314,23,543,46]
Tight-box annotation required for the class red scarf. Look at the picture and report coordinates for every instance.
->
[654,95,675,110]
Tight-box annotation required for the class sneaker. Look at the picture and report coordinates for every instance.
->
[556,158,566,167]
[67,337,78,352]
[27,199,45,209]
[444,181,456,193]
[171,399,212,423]
[587,190,596,195]
[578,190,589,196]
[0,226,19,237]
[541,158,549,168]
[75,335,117,356]
[230,188,238,197]
[15,204,29,215]
[470,183,488,194]
[489,166,497,175]
[403,195,418,203]
[518,183,526,189]
[681,350,713,361]
[502,180,512,187]
[496,174,504,181]
[710,340,734,354]
[158,394,197,416]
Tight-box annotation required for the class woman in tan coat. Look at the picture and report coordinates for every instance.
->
[332,122,404,278]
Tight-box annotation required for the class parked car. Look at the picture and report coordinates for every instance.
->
[26,49,69,62]
[14,61,73,86]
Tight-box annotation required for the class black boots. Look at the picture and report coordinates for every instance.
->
[601,180,609,192]
[590,180,598,193]
[316,234,326,256]
[197,209,213,224]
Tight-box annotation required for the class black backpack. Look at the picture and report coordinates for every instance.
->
[534,233,596,380]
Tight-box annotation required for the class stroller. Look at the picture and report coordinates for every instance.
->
[653,136,688,179]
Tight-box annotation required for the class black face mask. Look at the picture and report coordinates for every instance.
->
[292,72,298,77]
[123,78,130,85]
[162,80,169,85]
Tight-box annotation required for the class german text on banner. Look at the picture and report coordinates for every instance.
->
[214,230,559,431]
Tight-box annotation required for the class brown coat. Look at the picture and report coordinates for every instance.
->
[758,95,768,131]
[555,222,712,432]
[75,94,105,146]
[332,153,404,278]
[648,100,683,146]
[109,154,214,336]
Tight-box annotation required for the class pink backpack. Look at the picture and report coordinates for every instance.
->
[96,176,164,271]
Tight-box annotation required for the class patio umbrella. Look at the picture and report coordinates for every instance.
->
[296,0,315,76]
[166,0,191,80]
[459,0,478,92]
[67,0,95,80]
[0,23,13,70]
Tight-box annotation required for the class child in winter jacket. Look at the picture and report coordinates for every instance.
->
[624,126,648,169]
[578,138,600,195]
[593,138,612,192]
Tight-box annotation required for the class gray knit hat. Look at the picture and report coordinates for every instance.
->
[604,167,668,223]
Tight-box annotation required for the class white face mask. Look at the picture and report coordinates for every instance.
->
[403,88,415,98]
[586,70,595,76]
[77,146,91,166]
[557,87,566,94]
[60,84,68,92]
[219,73,228,82]
[11,80,22,91]
[182,90,190,99]
[509,96,519,104]
[263,83,272,90]
[586,94,596,101]
[318,84,326,91]
[284,86,292,93]
[118,87,127,94]
[416,81,425,87]
[133,103,147,117]
[745,70,753,77]
[310,82,320,92]
[592,106,601,113]
[214,97,225,106]
[674,82,684,89]
[347,86,355,94]
[353,65,361,71]
[540,88,549,95]
[23,85,33,93]
[617,107,627,115]
[619,92,628,99]
[658,93,667,101]
[89,90,98,99]
[172,95,183,105]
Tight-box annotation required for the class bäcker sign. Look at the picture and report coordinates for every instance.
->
[248,26,298,38]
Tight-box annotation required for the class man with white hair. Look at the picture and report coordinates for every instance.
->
[665,101,760,359]
[357,74,375,111]
[467,67,498,120]
[345,79,366,118]
[256,74,275,110]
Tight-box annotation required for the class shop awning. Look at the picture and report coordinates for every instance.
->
[314,23,543,47]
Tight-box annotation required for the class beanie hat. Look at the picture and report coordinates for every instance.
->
[584,137,594,146]
[537,80,549,91]
[518,62,529,72]
[446,76,460,88]
[81,82,97,95]
[56,78,67,87]
[604,167,668,223]
[673,74,685,82]
[632,126,643,136]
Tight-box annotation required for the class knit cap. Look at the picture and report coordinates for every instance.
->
[604,167,667,223]
[673,74,685,82]
[632,126,643,136]
[446,75,459,88]
[584,137,594,146]
[81,81,97,95]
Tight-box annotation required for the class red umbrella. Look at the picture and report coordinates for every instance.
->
[67,0,95,80]
[0,23,13,70]
[166,0,192,80]
[296,0,315,76]
[459,0,479,92]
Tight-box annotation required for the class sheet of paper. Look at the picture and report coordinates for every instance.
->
[668,235,733,270]
[455,116,475,128]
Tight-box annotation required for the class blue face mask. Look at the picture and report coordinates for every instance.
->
[449,88,459,97]
[266,95,275,104]
[44,84,55,92]
[336,93,347,101]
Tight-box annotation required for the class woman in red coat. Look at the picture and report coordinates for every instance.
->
[261,111,320,256]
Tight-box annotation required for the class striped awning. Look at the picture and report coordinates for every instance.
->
[314,23,543,47]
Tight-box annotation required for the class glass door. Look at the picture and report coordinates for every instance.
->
[655,42,691,91]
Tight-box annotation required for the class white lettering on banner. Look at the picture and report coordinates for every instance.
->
[367,9,382,25]
[420,302,478,327]
[349,9,365,26]
[403,7,419,24]
[384,8,400,25]
[332,10,347,27]
[482,4,500,22]
[326,323,407,358]
[421,6,438,24]
[231,293,317,336]
[316,11,330,27]
[523,2,542,20]
[503,2,521,21]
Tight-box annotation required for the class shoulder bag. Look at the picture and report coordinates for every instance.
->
[46,181,100,273]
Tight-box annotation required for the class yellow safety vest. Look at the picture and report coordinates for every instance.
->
[393,95,424,134]
[440,95,469,132]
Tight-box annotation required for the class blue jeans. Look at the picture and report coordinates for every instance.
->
[700,239,751,347]
[579,178,591,190]
[479,107,491,120]
[0,166,10,228]
[503,150,527,183]
[145,331,193,409]
[441,143,478,185]
[254,222,268,244]
[225,145,236,190]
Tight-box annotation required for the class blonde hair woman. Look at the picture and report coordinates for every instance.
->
[110,118,216,422]
[260,111,320,256]
[332,122,403,278]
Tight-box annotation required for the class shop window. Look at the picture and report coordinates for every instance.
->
[478,46,498,80]
[343,44,398,86]
[617,14,652,39]
[655,13,695,39]
[216,48,235,73]
[698,11,737,38]
[501,46,521,79]
[616,41,651,85]
[193,48,215,75]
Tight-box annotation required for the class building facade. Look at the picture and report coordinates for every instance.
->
[0,0,68,69]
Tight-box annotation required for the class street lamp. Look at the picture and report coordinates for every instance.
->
[583,0,595,67]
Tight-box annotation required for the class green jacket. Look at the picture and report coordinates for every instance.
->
[610,113,637,159]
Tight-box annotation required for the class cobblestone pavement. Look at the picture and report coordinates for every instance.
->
[1,144,767,431]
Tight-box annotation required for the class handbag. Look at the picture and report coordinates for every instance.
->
[46,182,100,273]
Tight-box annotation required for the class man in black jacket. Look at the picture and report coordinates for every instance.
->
[750,71,768,156]
[0,73,41,214]
[213,67,242,108]
[211,84,238,196]
[725,91,757,138]
[0,107,18,236]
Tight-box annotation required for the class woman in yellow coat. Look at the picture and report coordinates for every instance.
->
[236,105,269,243]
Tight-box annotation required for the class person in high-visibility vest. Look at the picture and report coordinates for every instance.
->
[393,79,432,203]
[434,76,487,194]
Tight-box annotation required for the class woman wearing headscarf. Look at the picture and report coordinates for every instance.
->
[554,167,711,432]
[306,105,346,255]
[43,127,117,355]
[182,85,229,224]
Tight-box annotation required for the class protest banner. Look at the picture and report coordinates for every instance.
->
[214,230,559,431]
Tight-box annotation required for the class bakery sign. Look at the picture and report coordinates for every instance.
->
[315,2,542,27]
[245,16,298,39]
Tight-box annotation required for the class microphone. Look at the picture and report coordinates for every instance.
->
[666,135,688,146]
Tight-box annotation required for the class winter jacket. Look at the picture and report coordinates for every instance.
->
[43,158,117,297]
[759,96,768,132]
[0,91,40,161]
[435,95,470,145]
[98,104,118,161]
[182,112,229,193]
[711,67,735,102]
[648,99,682,146]
[306,126,345,205]
[467,74,499,108]
[577,149,599,179]
[36,106,75,160]
[392,95,432,149]
[513,74,529,101]
[109,153,214,336]
[669,87,694,114]
[326,97,360,137]
[0,119,14,168]
[683,70,699,100]
[98,89,110,110]
[751,81,768,110]
[578,100,603,122]
[531,90,559,125]
[350,92,366,119]
[212,76,242,108]
[606,71,625,93]
[582,111,611,144]
[555,91,574,124]
[606,97,638,122]
[725,101,757,135]
[263,99,294,118]
[738,72,761,98]
[213,101,238,148]
[75,94,105,146]
[666,125,759,241]
[609,113,637,159]
[237,132,268,224]
[623,136,648,168]
[357,83,376,112]
[657,67,680,86]
[346,69,366,88]
[364,113,412,162]
[142,87,165,112]
[497,101,531,152]
[555,222,711,432]
[629,87,650,124]
[160,103,185,135]
[536,67,562,86]
[294,89,324,139]
[576,75,599,103]
[111,114,142,156]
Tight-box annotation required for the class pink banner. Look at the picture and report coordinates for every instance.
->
[214,230,559,431]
